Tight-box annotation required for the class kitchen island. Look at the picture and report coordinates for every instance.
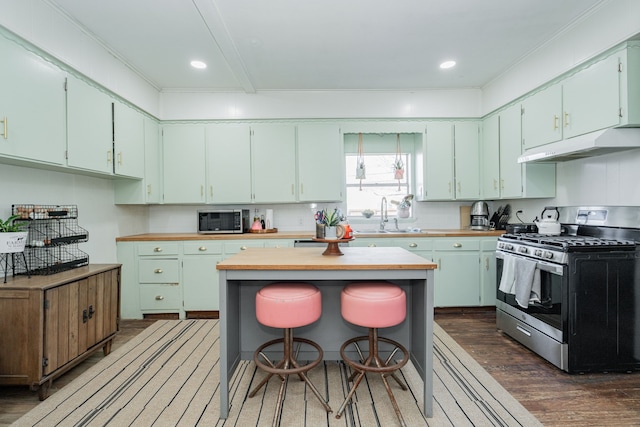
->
[216,246,437,419]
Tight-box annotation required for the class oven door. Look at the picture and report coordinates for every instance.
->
[496,251,566,341]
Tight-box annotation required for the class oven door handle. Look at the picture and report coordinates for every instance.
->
[497,251,564,276]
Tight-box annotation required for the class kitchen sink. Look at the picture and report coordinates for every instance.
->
[353,229,420,234]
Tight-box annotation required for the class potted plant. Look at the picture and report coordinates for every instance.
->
[0,214,28,253]
[321,208,345,239]
[392,194,414,219]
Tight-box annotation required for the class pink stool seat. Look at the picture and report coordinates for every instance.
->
[341,281,406,328]
[256,282,321,329]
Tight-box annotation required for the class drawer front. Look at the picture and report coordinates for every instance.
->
[223,241,264,255]
[481,238,498,251]
[137,242,180,256]
[140,284,181,310]
[395,238,433,252]
[433,239,480,251]
[138,259,180,283]
[183,241,223,255]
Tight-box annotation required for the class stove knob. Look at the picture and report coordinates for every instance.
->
[506,244,514,251]
[498,243,504,249]
[534,250,542,257]
[544,251,553,260]
[518,246,528,254]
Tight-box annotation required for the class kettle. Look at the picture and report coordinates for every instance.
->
[534,206,561,235]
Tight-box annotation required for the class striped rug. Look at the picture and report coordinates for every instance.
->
[13,320,541,426]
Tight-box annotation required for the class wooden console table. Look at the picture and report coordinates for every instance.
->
[0,264,121,399]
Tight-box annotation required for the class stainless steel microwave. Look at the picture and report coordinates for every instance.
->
[197,209,250,234]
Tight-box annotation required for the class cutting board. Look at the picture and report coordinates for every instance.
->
[459,205,471,228]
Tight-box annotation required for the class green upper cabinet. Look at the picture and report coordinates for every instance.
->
[250,124,297,203]
[0,35,66,165]
[481,113,500,199]
[205,123,252,204]
[113,101,145,179]
[297,123,343,202]
[162,125,206,203]
[563,53,621,139]
[66,75,113,174]
[498,103,556,199]
[521,83,563,149]
[453,122,481,200]
[114,116,161,204]
[499,104,524,199]
[422,122,453,200]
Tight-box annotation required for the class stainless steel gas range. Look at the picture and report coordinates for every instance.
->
[496,206,640,373]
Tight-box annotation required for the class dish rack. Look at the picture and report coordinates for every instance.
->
[11,204,89,275]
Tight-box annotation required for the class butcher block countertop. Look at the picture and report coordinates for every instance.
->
[216,247,437,270]
[116,229,504,242]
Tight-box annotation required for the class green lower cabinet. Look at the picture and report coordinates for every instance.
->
[182,241,223,311]
[480,239,497,306]
[432,239,481,307]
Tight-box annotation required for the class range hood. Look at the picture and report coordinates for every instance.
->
[518,128,640,163]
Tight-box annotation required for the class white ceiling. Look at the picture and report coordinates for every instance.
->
[49,0,606,93]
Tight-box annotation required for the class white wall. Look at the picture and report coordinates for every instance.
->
[482,0,640,114]
[0,164,148,263]
[0,0,160,117]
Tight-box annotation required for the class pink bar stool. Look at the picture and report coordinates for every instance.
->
[336,281,410,427]
[249,282,332,426]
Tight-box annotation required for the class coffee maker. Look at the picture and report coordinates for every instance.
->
[470,201,490,230]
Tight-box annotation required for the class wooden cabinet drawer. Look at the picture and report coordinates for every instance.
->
[140,284,181,310]
[137,242,180,256]
[138,259,180,283]
[183,241,223,255]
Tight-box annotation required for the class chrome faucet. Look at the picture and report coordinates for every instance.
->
[380,197,388,230]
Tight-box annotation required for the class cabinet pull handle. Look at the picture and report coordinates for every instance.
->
[493,179,498,190]
[198,246,207,251]
[457,182,461,193]
[553,115,559,130]
[485,257,489,271]
[201,185,204,197]
[563,112,569,127]
[107,150,113,164]
[0,117,6,139]
[500,179,504,190]
[88,305,95,319]
[240,246,247,250]
[300,183,304,194]
[438,258,441,270]
[291,184,294,195]
[82,309,88,323]
[210,185,213,198]
[409,243,418,248]
[154,268,163,274]
[154,247,162,252]
[147,184,152,195]
[453,243,462,248]
[155,295,164,301]
[368,243,377,247]
[117,152,123,166]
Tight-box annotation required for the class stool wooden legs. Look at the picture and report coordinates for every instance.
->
[249,328,332,426]
[336,328,410,427]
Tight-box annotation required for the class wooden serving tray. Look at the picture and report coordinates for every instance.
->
[248,228,278,234]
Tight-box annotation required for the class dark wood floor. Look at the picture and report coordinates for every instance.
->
[2,311,640,426]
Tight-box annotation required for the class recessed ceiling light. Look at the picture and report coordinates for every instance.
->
[440,60,456,69]
[190,60,207,69]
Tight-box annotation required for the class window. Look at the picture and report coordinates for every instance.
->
[344,133,415,219]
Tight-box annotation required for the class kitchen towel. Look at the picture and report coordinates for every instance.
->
[514,257,540,308]
[499,256,516,294]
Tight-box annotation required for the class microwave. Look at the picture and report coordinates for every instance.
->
[198,209,250,234]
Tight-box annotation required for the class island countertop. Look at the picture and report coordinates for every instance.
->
[216,246,437,270]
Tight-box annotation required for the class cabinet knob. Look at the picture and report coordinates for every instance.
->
[409,243,418,248]
[198,246,207,251]
[240,246,247,250]
[453,243,462,248]
[368,243,377,247]
[155,295,164,301]
[154,268,163,274]
[153,247,163,252]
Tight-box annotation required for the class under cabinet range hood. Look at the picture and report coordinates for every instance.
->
[518,128,640,163]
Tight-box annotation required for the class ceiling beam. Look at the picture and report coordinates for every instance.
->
[192,0,256,93]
